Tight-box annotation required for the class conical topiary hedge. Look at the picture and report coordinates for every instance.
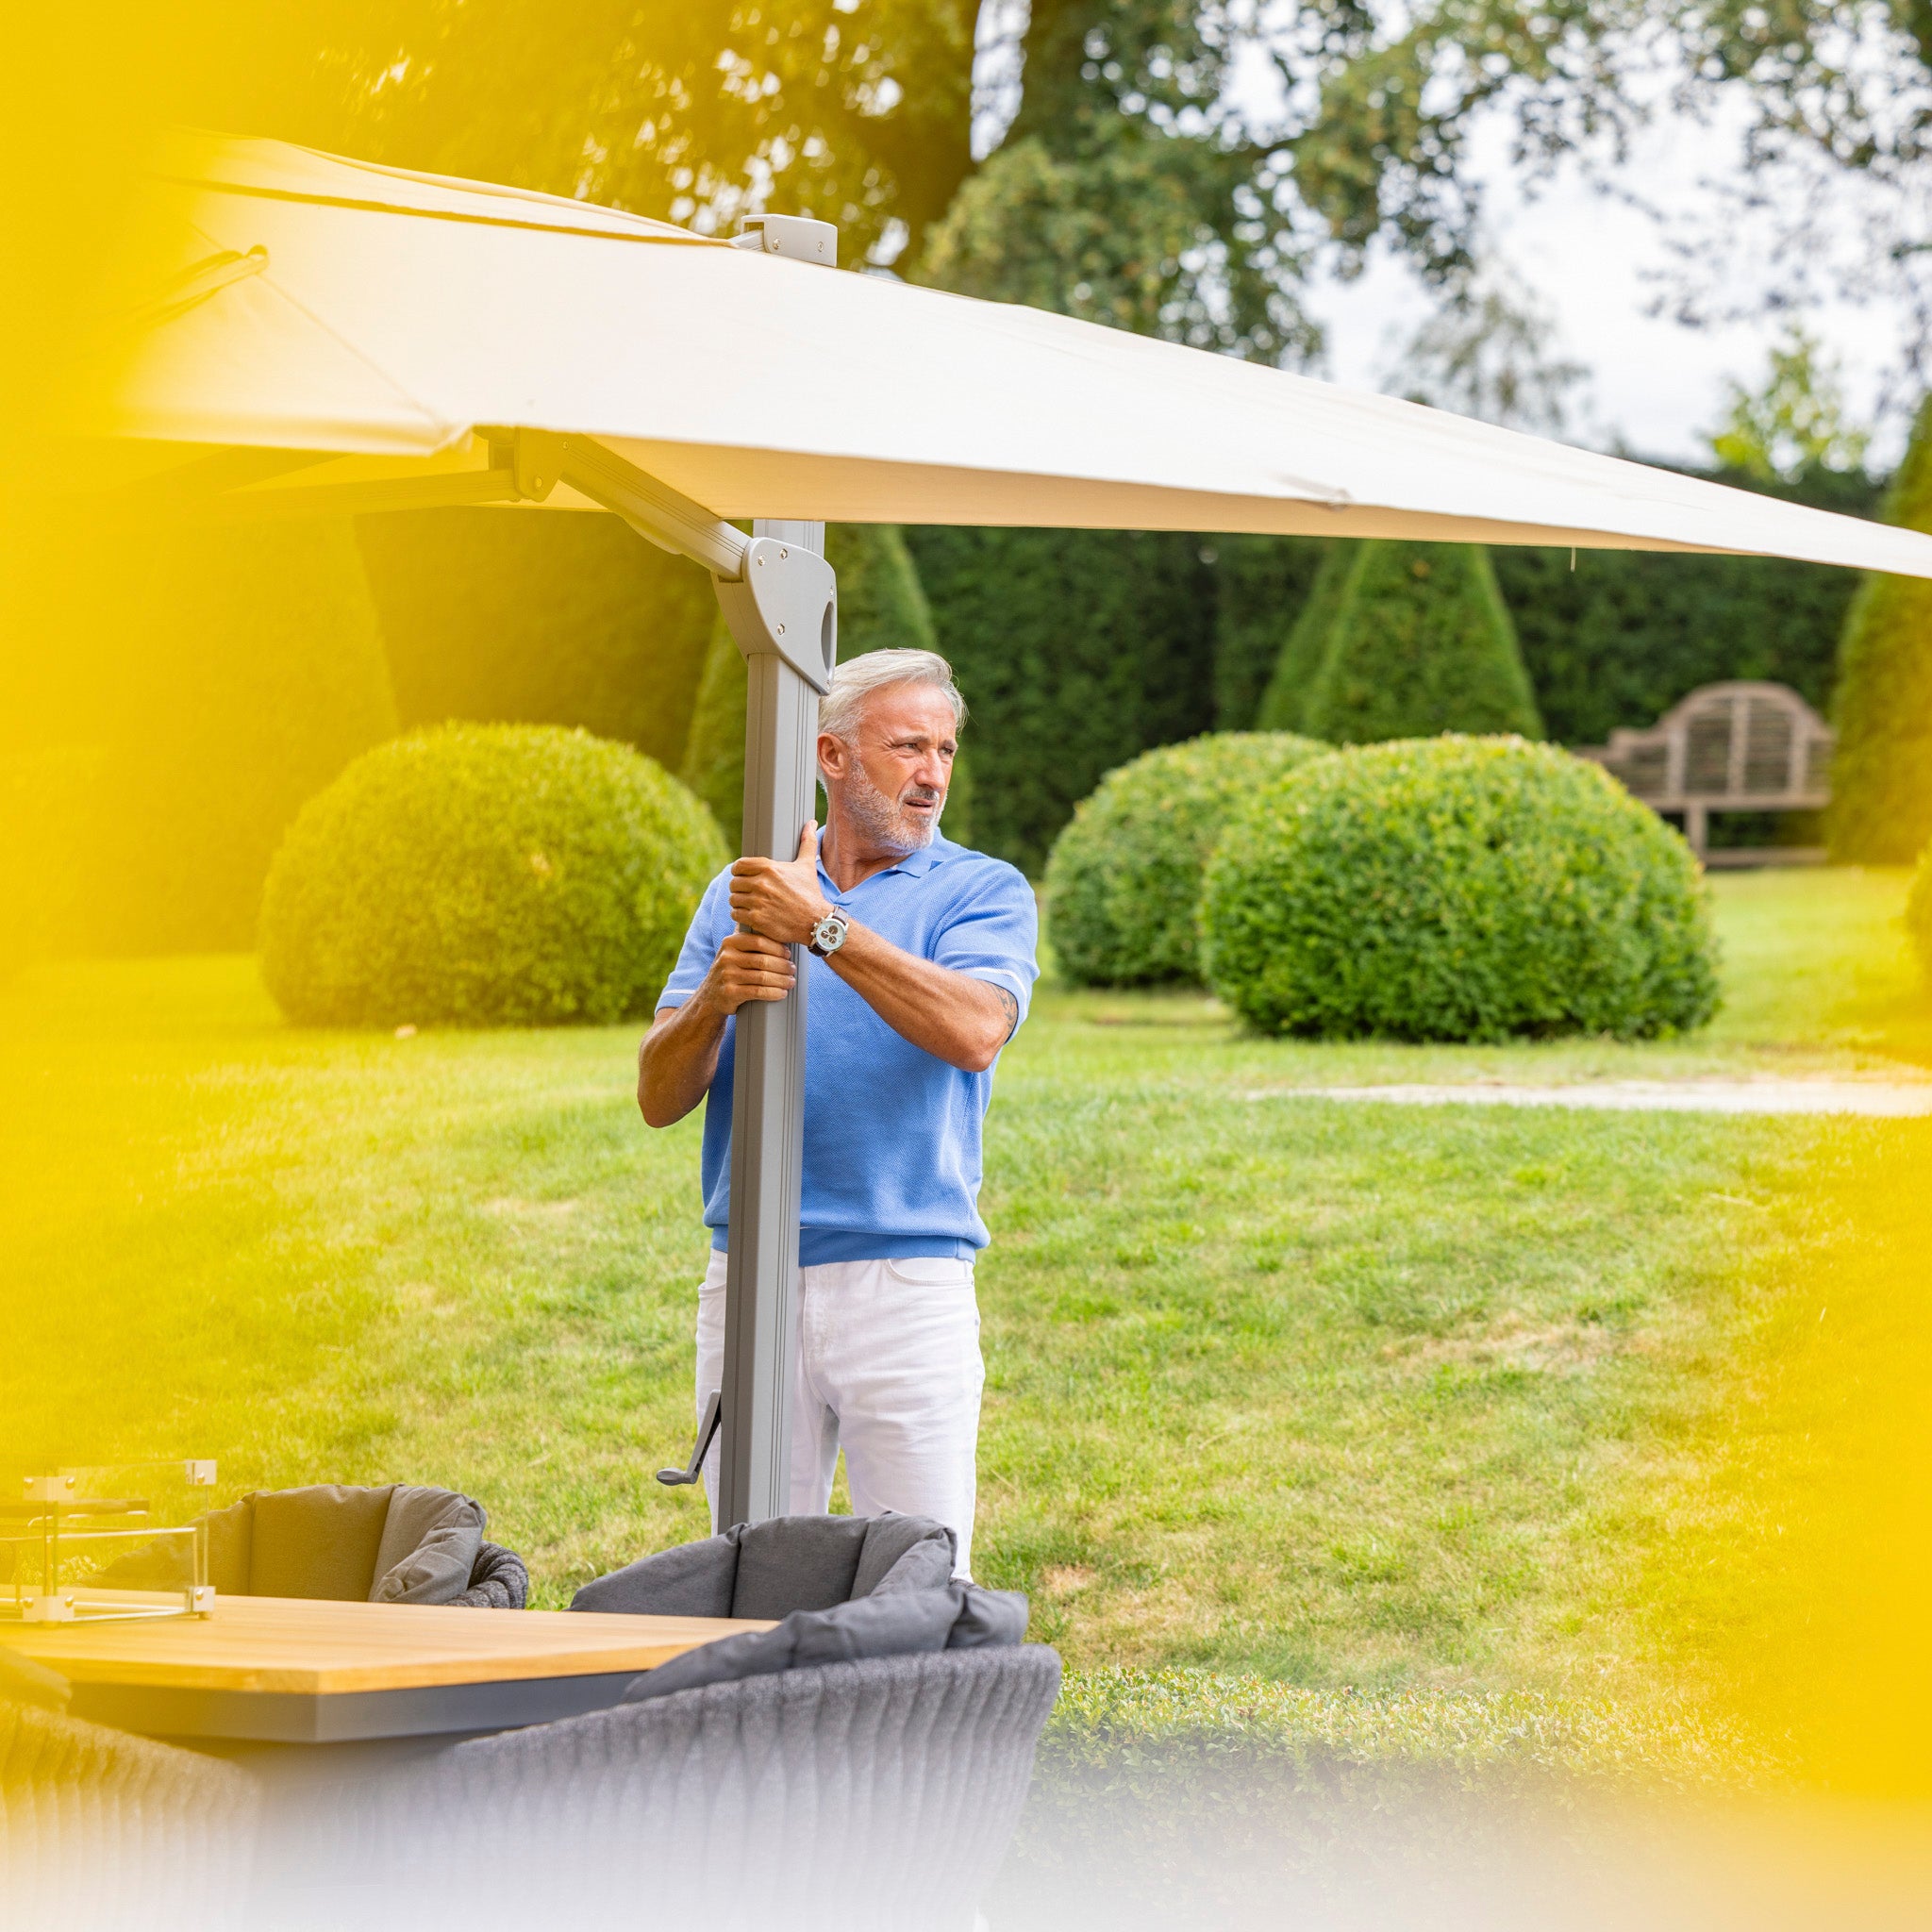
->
[1256,539,1359,733]
[1292,541,1543,745]
[1209,534,1327,727]
[1828,397,1932,863]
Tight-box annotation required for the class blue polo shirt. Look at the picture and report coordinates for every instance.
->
[657,835,1039,1264]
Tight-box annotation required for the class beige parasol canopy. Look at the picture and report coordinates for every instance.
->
[69,128,1932,577]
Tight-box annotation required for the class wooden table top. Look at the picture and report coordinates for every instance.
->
[0,1594,771,1696]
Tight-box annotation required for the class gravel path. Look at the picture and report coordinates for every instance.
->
[1245,1080,1932,1118]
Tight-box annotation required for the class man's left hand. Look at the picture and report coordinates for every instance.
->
[729,823,833,944]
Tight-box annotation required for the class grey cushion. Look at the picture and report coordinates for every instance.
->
[946,1581,1030,1650]
[572,1530,737,1617]
[854,1512,958,1594]
[620,1581,1028,1705]
[249,1484,395,1600]
[729,1512,872,1617]
[89,1483,514,1610]
[204,1498,253,1597]
[570,1511,957,1619]
[370,1485,487,1605]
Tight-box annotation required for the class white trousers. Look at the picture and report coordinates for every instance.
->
[695,1250,984,1578]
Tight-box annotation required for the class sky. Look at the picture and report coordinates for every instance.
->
[1210,29,1920,473]
[1297,103,1912,471]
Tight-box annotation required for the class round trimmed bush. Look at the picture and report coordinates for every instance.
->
[1907,841,1932,983]
[259,724,726,1027]
[1200,736,1720,1041]
[1045,732,1332,986]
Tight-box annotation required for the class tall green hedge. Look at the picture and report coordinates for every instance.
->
[1299,541,1543,744]
[1827,400,1932,862]
[1209,535,1325,729]
[680,524,939,850]
[907,526,1218,874]
[1217,467,1871,746]
[63,520,399,955]
[1,745,97,974]
[356,508,715,774]
[679,614,750,851]
[1495,461,1874,747]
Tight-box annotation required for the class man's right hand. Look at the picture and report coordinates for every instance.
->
[640,934,798,1128]
[701,932,797,1015]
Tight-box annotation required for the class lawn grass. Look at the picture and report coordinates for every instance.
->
[4,867,1929,1779]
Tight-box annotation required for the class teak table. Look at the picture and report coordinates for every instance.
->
[0,1595,771,1743]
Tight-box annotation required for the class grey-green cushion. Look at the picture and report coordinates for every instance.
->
[618,1582,1029,1705]
[569,1513,958,1620]
[854,1515,958,1595]
[370,1486,487,1605]
[249,1484,394,1600]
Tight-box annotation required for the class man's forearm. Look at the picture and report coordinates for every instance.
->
[639,932,799,1127]
[723,844,1014,1073]
[827,923,1014,1073]
[637,996,726,1127]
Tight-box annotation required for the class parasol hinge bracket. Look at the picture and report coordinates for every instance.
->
[488,428,563,502]
[731,214,838,267]
[714,538,837,692]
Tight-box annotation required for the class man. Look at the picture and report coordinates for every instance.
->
[639,648,1037,1576]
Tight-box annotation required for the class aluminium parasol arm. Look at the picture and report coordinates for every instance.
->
[547,431,833,691]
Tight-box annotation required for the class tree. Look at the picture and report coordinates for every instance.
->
[920,0,1319,359]
[236,1,1621,356]
[171,2,980,274]
[1828,396,1932,863]
[1634,3,1932,394]
[1299,541,1544,745]
[1707,326,1873,483]
[1389,268,1590,437]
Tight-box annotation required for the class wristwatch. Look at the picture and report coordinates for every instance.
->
[808,908,851,959]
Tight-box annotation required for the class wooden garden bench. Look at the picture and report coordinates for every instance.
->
[1576,680,1833,864]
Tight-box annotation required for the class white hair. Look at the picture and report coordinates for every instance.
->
[818,649,966,743]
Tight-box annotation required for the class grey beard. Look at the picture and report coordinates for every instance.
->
[842,763,938,856]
